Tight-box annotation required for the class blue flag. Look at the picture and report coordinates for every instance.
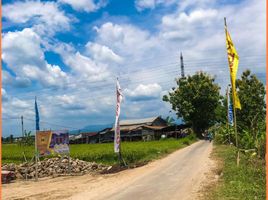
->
[228,95,234,126]
[35,97,40,131]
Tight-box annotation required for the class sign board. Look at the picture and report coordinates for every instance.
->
[37,130,69,156]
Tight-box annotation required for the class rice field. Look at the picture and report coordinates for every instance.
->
[2,135,196,166]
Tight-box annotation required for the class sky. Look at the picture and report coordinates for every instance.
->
[2,0,266,137]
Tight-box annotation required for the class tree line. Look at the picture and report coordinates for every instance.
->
[163,69,265,158]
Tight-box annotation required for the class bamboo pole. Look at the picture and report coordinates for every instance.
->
[224,17,240,166]
[226,86,230,144]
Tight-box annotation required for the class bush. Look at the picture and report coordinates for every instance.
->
[213,124,266,159]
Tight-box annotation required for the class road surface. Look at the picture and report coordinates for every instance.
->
[2,141,214,200]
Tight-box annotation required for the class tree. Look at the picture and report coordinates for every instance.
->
[163,72,221,138]
[236,70,266,138]
[18,130,34,146]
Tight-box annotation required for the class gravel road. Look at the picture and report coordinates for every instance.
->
[2,140,214,200]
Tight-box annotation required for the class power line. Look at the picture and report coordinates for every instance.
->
[2,117,81,130]
[7,59,265,99]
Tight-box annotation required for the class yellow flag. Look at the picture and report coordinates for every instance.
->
[225,25,241,109]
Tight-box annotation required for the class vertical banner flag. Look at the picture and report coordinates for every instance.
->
[228,93,234,126]
[225,20,241,109]
[35,97,40,131]
[114,79,123,153]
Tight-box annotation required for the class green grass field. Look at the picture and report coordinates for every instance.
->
[206,145,265,200]
[2,135,196,166]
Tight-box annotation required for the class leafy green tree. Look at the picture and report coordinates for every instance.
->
[163,72,221,138]
[236,70,265,138]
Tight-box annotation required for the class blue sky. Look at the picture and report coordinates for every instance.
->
[2,0,266,137]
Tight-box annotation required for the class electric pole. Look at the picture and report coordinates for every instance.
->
[21,115,24,138]
[180,52,185,78]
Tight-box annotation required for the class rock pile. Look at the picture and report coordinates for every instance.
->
[2,157,108,179]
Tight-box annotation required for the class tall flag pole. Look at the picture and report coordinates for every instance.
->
[227,85,234,144]
[35,97,40,131]
[34,97,40,181]
[224,17,241,166]
[114,78,123,155]
[227,86,234,127]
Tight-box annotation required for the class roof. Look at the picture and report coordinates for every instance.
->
[111,125,166,132]
[120,116,161,126]
[82,132,98,137]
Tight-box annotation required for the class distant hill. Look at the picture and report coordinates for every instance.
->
[70,123,113,135]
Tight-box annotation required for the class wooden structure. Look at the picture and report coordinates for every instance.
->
[69,116,191,143]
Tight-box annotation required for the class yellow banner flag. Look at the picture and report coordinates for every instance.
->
[225,25,241,109]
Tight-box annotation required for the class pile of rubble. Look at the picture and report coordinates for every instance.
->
[2,157,109,180]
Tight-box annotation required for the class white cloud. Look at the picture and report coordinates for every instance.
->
[94,22,161,62]
[52,95,86,110]
[135,0,156,10]
[177,0,215,12]
[86,42,123,64]
[54,43,110,82]
[10,98,31,109]
[2,28,69,88]
[160,9,218,40]
[2,28,45,69]
[59,0,107,12]
[2,1,71,35]
[135,0,177,11]
[125,83,162,101]
[2,88,8,102]
[2,0,265,136]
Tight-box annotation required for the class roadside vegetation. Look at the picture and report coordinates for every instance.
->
[164,70,265,199]
[2,134,197,166]
[205,144,265,200]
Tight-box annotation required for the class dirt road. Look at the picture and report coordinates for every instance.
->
[2,141,214,200]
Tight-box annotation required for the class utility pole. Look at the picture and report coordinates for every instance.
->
[180,52,185,78]
[21,116,24,138]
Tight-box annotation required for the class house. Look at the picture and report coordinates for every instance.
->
[101,116,168,142]
[69,132,99,144]
[161,124,191,138]
[70,116,190,144]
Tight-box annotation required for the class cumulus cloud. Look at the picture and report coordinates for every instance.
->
[59,0,107,12]
[94,22,161,63]
[2,1,71,36]
[135,0,177,11]
[10,98,31,109]
[2,0,265,136]
[53,95,86,110]
[160,9,218,40]
[55,44,109,81]
[125,83,162,101]
[2,28,69,88]
[86,42,123,64]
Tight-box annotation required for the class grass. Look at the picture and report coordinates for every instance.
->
[2,135,196,166]
[206,144,265,200]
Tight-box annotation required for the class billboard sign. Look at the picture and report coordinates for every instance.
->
[37,130,69,156]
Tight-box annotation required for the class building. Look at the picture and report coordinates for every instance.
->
[70,116,190,144]
[69,132,99,144]
[101,116,168,142]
